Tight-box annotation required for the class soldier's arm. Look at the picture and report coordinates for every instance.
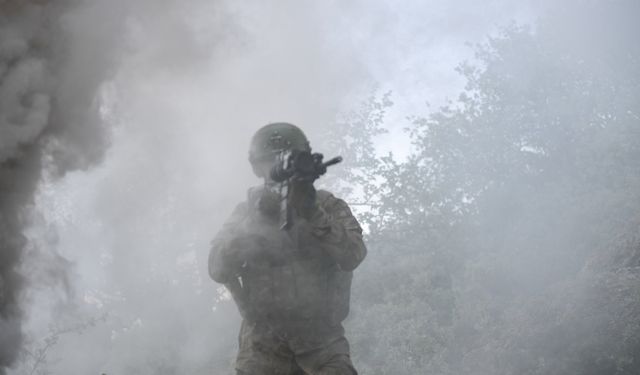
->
[306,193,367,271]
[208,202,248,283]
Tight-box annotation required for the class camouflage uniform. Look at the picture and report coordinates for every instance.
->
[209,187,366,375]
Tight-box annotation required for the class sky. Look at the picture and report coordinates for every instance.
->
[2,1,556,373]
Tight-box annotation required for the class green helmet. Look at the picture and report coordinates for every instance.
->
[249,123,311,176]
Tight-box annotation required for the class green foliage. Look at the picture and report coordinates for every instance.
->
[332,1,640,374]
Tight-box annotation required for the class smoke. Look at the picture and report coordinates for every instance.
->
[0,2,63,369]
[3,0,608,374]
[6,1,373,373]
[0,1,125,372]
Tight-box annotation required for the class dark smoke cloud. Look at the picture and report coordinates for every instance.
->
[0,1,124,371]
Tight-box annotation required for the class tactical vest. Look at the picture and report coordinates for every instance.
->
[234,190,352,325]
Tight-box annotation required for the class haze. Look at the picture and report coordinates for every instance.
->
[1,1,638,374]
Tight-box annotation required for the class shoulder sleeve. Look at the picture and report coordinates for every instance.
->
[208,202,248,283]
[308,190,367,271]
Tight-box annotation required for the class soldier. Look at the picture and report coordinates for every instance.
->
[208,123,367,375]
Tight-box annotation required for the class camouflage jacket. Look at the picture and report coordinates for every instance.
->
[208,188,366,324]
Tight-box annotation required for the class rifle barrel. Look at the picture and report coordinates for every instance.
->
[322,156,343,168]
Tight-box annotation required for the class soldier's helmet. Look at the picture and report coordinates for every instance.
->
[249,122,311,177]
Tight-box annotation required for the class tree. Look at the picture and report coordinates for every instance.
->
[326,1,640,374]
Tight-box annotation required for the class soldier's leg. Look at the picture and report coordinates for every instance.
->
[289,362,307,375]
[238,367,305,375]
[236,320,303,375]
[294,335,357,375]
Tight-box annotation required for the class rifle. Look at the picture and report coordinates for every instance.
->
[268,150,342,230]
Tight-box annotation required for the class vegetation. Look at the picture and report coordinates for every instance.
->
[13,1,640,374]
[321,1,640,374]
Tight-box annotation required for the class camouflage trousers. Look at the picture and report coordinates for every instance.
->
[235,319,357,375]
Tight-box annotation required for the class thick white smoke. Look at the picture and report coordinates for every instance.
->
[3,1,559,374]
[5,0,372,373]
